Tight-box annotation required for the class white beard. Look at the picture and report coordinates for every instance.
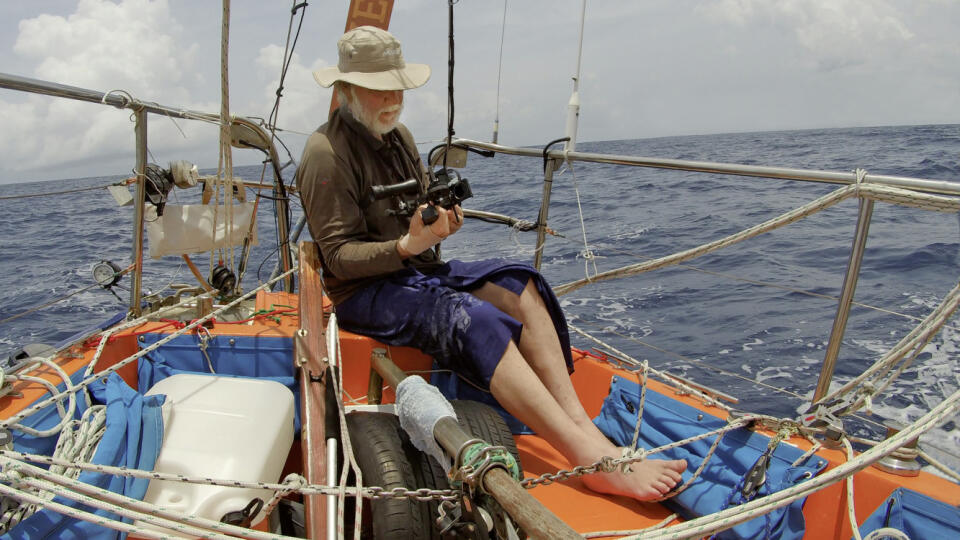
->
[347,88,403,137]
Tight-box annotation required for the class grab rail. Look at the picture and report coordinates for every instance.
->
[452,137,960,197]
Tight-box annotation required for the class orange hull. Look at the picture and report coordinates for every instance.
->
[3,288,958,538]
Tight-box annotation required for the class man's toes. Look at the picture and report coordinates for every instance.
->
[664,468,682,483]
[653,480,671,494]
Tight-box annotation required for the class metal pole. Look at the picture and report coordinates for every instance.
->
[130,107,147,317]
[450,138,960,197]
[812,198,875,403]
[533,159,559,270]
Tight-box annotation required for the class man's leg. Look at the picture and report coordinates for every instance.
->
[473,280,687,500]
[471,280,604,437]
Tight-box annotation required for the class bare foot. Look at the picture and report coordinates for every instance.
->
[579,448,687,501]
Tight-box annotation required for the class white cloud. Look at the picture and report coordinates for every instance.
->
[0,0,214,182]
[15,0,195,93]
[695,0,914,71]
[252,44,331,136]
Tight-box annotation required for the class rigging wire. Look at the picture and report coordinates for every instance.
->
[492,0,507,143]
[442,0,456,171]
[0,181,127,201]
[0,284,103,326]
[257,0,306,291]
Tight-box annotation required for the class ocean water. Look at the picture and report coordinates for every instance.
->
[1,124,959,468]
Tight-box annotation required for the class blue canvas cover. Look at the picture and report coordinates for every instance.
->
[594,375,826,539]
[136,332,300,431]
[4,372,163,540]
[855,487,960,539]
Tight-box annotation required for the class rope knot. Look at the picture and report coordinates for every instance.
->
[854,167,868,198]
[597,455,619,474]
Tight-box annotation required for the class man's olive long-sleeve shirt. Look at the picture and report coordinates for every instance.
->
[295,106,441,304]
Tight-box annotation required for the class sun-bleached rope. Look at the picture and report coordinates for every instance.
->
[583,513,678,538]
[812,279,960,412]
[843,436,864,540]
[330,316,365,539]
[0,448,455,503]
[629,362,649,451]
[864,527,911,540]
[554,183,960,296]
[0,480,190,540]
[0,405,105,530]
[563,158,600,281]
[2,359,76,438]
[918,448,960,483]
[0,455,301,540]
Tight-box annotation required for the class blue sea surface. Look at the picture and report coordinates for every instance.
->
[1,124,959,466]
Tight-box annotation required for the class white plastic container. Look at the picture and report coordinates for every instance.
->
[137,374,295,535]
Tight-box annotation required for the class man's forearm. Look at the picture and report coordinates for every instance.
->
[322,239,406,279]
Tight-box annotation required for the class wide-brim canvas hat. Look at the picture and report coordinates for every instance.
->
[313,26,431,91]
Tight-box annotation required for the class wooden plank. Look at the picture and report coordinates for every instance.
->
[297,241,330,539]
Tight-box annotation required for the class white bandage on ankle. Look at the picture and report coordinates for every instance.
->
[398,229,442,256]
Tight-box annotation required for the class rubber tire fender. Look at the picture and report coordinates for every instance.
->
[345,411,433,539]
[404,399,523,538]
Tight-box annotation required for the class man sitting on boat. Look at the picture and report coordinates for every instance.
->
[295,25,686,501]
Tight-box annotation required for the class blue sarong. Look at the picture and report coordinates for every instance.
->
[335,258,573,389]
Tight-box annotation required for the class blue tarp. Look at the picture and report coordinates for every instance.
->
[856,487,960,539]
[594,375,826,540]
[4,373,164,540]
[136,332,300,431]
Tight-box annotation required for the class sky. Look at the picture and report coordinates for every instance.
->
[0,0,957,184]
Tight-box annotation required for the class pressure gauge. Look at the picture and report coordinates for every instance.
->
[92,260,123,288]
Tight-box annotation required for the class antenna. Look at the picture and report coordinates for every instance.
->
[564,0,587,152]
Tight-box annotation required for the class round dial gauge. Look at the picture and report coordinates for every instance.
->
[92,260,122,288]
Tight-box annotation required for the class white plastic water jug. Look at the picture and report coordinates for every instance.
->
[137,374,295,535]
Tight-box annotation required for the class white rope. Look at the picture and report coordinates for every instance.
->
[855,167,867,198]
[864,527,911,540]
[629,362,649,450]
[918,448,960,483]
[1,366,75,437]
[564,158,600,281]
[583,513,678,538]
[813,279,960,411]
[0,405,105,530]
[0,480,190,540]
[0,455,301,540]
[330,321,364,539]
[843,437,864,540]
